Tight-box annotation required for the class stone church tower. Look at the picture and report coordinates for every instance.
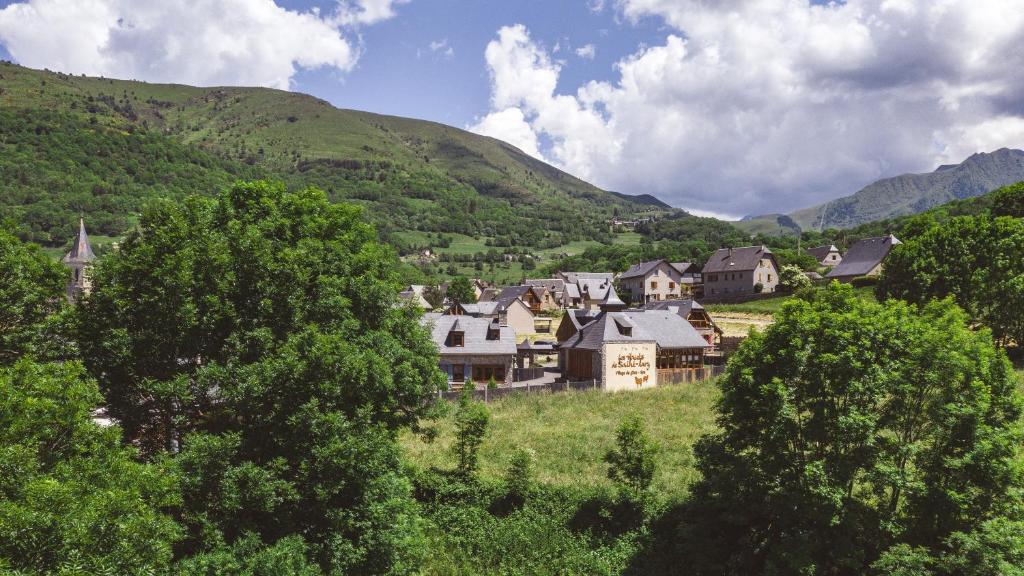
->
[62,218,96,302]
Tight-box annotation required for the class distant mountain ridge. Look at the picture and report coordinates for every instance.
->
[739,148,1024,234]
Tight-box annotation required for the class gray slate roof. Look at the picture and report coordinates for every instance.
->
[826,235,901,278]
[494,285,541,309]
[422,314,517,356]
[524,278,565,293]
[63,219,96,264]
[642,298,704,317]
[806,245,839,262]
[559,271,614,285]
[564,283,581,299]
[563,310,711,351]
[620,259,668,280]
[457,302,501,316]
[578,277,613,300]
[671,262,699,275]
[701,245,774,274]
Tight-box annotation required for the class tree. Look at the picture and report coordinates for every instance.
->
[447,276,477,305]
[878,214,1024,347]
[0,226,66,363]
[77,181,444,572]
[0,359,181,574]
[604,416,658,503]
[778,264,812,293]
[682,285,1022,574]
[453,383,490,478]
[505,448,536,503]
[990,181,1024,218]
[422,284,444,309]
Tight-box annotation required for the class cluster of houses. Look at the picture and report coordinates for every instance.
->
[412,235,903,393]
[59,220,900,395]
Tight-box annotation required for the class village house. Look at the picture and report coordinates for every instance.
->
[445,297,536,336]
[398,285,432,309]
[618,259,684,304]
[670,262,702,296]
[422,314,516,386]
[826,234,901,283]
[642,298,721,346]
[806,244,843,267]
[554,308,600,343]
[523,278,575,309]
[63,219,95,302]
[559,286,712,391]
[702,245,780,296]
[493,285,549,312]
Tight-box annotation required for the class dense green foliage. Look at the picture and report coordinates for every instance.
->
[0,109,258,245]
[75,181,445,572]
[446,276,477,306]
[604,417,658,504]
[0,62,665,251]
[675,285,1023,574]
[878,209,1024,346]
[0,226,66,362]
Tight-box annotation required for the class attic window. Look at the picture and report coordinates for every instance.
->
[450,331,465,347]
[614,320,633,337]
[486,325,500,341]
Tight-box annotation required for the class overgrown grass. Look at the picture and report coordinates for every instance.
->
[705,285,878,315]
[402,381,721,501]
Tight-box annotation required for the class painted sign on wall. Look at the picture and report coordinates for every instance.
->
[603,342,657,392]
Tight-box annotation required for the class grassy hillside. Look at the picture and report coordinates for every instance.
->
[0,62,669,249]
[401,381,719,501]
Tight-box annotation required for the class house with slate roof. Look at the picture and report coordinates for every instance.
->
[398,285,432,309]
[422,314,517,386]
[671,262,703,296]
[559,286,712,391]
[806,245,843,267]
[702,245,780,296]
[445,298,535,335]
[618,259,684,305]
[524,278,574,309]
[642,298,721,346]
[826,234,901,283]
[62,219,96,302]
[554,308,600,343]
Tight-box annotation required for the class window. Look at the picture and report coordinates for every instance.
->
[450,331,464,347]
[767,274,772,283]
[669,282,676,290]
[473,364,506,382]
[650,281,658,290]
[452,364,465,382]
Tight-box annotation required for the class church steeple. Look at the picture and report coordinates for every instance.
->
[62,218,96,302]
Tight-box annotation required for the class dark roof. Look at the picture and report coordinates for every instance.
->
[671,262,699,275]
[63,219,96,264]
[559,271,614,285]
[806,245,839,261]
[494,285,541,309]
[642,298,704,317]
[826,235,901,278]
[563,310,711,351]
[422,315,517,356]
[600,284,627,310]
[620,259,669,280]
[524,278,565,293]
[701,245,774,274]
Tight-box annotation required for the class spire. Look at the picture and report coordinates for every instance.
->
[599,284,627,312]
[63,218,96,264]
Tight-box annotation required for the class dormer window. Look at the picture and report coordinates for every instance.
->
[450,331,465,347]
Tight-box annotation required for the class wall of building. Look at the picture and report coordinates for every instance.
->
[502,301,536,334]
[620,264,683,304]
[601,342,658,392]
[704,259,779,296]
[439,354,515,385]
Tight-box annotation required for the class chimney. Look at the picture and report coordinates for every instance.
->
[728,247,733,259]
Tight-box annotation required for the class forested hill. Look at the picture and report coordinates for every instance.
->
[0,62,670,248]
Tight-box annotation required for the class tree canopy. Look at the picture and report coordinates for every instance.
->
[0,226,66,363]
[682,284,1023,574]
[75,180,445,572]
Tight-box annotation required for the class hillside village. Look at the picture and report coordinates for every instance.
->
[62,218,903,398]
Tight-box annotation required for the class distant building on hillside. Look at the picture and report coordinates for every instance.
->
[702,245,780,296]
[62,219,96,302]
[826,235,901,283]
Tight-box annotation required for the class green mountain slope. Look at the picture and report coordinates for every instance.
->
[0,62,669,248]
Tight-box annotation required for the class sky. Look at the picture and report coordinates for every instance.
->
[1,0,1023,219]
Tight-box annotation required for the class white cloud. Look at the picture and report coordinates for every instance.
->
[429,38,454,59]
[472,2,1024,216]
[334,0,409,25]
[575,43,596,59]
[0,0,406,90]
[470,107,545,160]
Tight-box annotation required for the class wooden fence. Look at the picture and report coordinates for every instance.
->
[438,365,725,403]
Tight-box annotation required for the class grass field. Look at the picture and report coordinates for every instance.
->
[705,285,878,315]
[401,381,720,501]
